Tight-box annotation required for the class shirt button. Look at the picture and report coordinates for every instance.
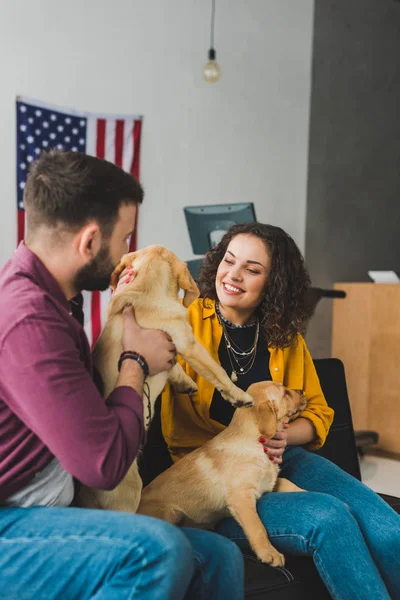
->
[274,367,279,372]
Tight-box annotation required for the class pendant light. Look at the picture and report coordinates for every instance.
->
[203,0,221,83]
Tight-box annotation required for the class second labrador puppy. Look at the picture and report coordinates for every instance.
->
[138,381,307,567]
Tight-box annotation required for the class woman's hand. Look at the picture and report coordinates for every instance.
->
[259,422,289,464]
[114,265,135,294]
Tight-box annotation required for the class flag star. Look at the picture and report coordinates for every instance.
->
[43,121,49,128]
[27,135,34,143]
[20,124,27,132]
[42,140,49,147]
[80,120,85,127]
[20,144,26,150]
[57,125,64,132]
[79,138,85,145]
[65,117,71,124]
[49,133,56,140]
[35,129,41,135]
[50,114,57,121]
[28,117,34,124]
[72,146,78,151]
[27,156,33,162]
[64,136,71,143]
[20,163,26,170]
[19,182,25,189]
[72,128,78,135]
[57,144,63,150]
[19,201,24,209]
[20,105,27,112]
[35,110,42,117]
[35,148,41,154]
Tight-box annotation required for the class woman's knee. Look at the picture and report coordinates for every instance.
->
[300,493,356,543]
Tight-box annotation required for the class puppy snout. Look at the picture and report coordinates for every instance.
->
[294,389,304,396]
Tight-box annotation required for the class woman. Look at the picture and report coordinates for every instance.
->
[161,222,400,600]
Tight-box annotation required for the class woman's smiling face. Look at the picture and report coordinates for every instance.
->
[215,233,271,317]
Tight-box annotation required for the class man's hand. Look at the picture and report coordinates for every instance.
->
[122,307,176,376]
[259,422,289,465]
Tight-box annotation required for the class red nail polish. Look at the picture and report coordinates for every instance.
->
[125,278,131,284]
[259,437,265,443]
[263,447,268,453]
[269,456,274,461]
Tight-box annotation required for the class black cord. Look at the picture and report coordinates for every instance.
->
[210,0,216,49]
[143,380,152,428]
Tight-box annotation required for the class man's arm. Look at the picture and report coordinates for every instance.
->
[0,311,145,490]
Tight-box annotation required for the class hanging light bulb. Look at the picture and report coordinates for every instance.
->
[203,0,221,83]
[203,48,221,83]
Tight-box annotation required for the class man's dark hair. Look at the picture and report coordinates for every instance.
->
[24,150,144,238]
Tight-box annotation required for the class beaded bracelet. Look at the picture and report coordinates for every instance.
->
[118,351,150,377]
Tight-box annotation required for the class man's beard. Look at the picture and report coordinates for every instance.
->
[74,243,117,292]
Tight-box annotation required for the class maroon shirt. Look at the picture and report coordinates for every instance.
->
[0,243,144,503]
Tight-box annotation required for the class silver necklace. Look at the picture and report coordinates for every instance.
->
[216,305,260,382]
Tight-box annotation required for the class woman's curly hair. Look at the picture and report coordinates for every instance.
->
[197,222,314,349]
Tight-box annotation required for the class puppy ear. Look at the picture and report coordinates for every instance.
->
[173,260,200,308]
[256,401,277,439]
[110,252,136,291]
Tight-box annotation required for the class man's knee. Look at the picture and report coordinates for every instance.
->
[146,519,195,568]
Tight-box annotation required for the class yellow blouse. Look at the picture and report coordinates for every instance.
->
[161,298,334,462]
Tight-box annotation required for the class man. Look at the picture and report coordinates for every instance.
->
[0,150,244,599]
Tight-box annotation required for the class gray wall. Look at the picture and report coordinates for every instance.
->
[305,0,400,357]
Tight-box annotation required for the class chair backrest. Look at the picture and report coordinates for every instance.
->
[313,358,361,480]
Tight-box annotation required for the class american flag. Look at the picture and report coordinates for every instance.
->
[16,97,142,347]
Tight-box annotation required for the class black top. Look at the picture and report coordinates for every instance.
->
[209,323,272,426]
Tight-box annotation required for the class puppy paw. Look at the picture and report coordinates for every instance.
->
[221,389,254,408]
[177,382,198,395]
[257,547,285,568]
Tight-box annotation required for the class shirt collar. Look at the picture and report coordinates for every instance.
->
[202,298,217,320]
[14,242,71,313]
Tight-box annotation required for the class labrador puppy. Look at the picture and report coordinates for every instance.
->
[78,245,253,513]
[137,381,307,567]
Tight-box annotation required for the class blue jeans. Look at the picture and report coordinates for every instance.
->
[215,446,400,600]
[0,506,244,599]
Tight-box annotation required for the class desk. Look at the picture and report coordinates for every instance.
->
[331,283,400,454]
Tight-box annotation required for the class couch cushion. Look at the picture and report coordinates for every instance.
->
[243,554,330,599]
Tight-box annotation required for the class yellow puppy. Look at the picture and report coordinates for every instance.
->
[78,245,253,513]
[138,381,307,567]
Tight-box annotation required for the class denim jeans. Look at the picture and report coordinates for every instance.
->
[215,446,400,600]
[0,506,244,599]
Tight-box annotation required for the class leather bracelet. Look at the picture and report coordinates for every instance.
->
[118,351,150,377]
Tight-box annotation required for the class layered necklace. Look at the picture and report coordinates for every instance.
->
[216,302,260,382]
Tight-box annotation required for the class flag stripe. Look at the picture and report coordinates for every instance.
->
[96,119,106,159]
[82,290,93,345]
[122,121,134,173]
[129,119,142,252]
[132,120,142,179]
[115,120,124,167]
[18,210,25,245]
[91,118,108,345]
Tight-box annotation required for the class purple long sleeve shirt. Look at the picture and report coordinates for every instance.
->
[0,243,144,503]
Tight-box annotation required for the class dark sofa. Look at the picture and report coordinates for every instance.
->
[139,358,400,599]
